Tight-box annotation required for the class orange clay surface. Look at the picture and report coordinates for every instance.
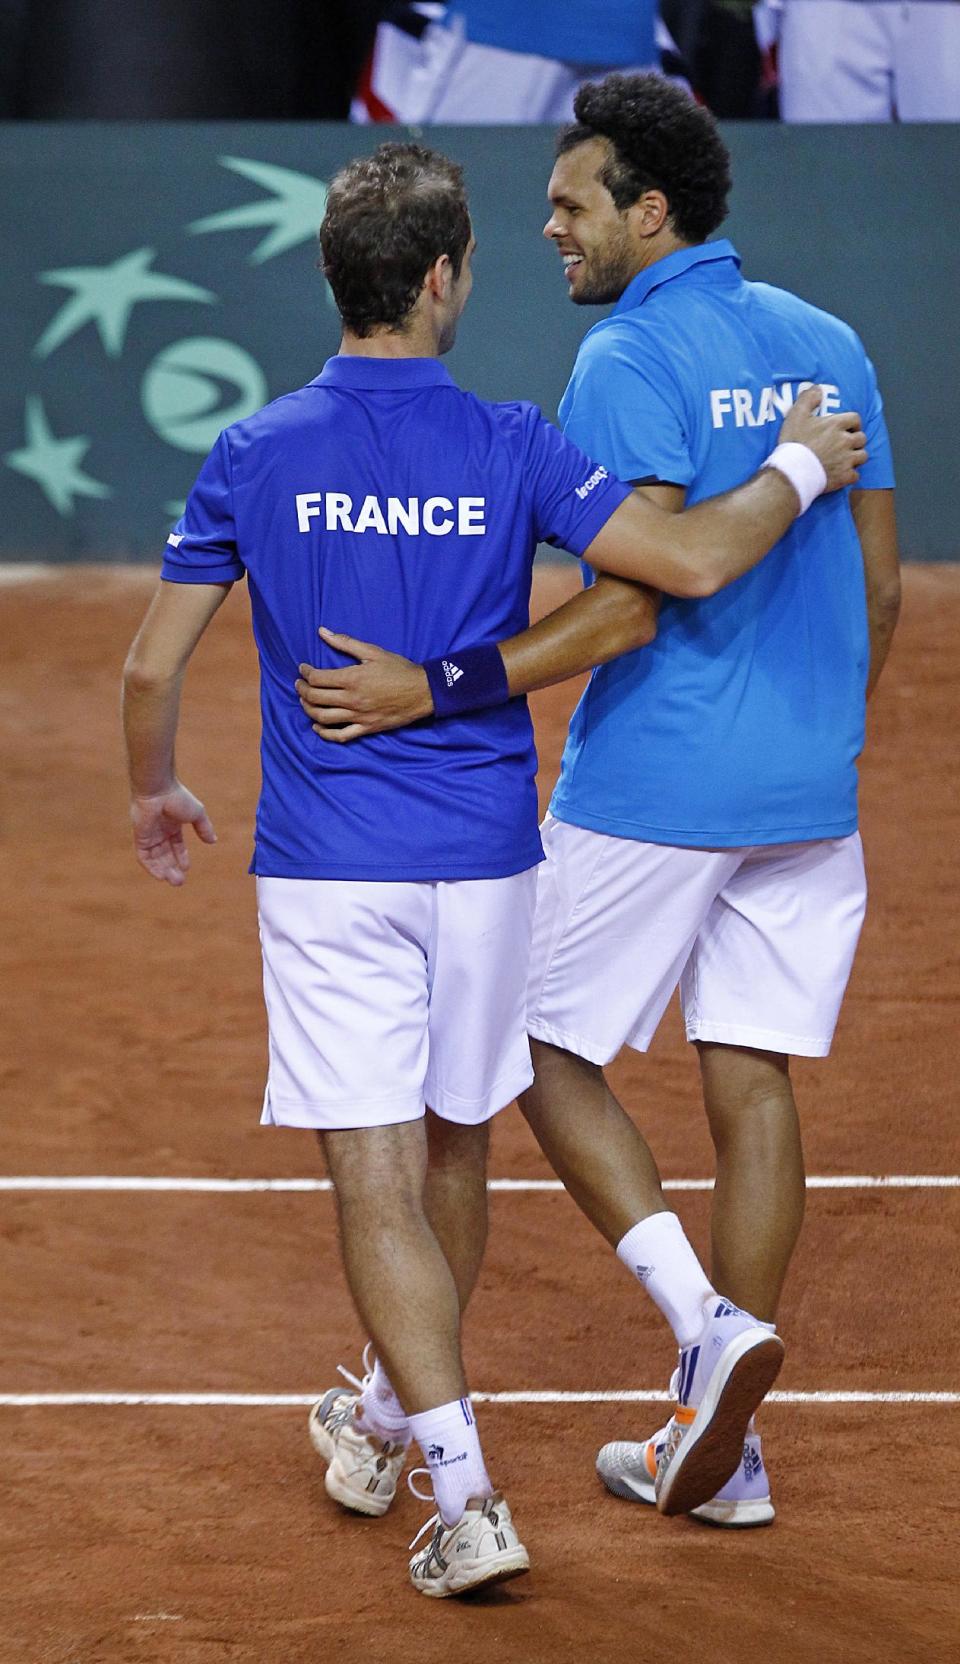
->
[1,564,958,1663]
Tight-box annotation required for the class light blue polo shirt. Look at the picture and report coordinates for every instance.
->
[550,240,895,848]
[451,1,656,67]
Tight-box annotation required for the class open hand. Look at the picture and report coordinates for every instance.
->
[130,782,216,886]
[781,385,868,491]
[296,626,434,742]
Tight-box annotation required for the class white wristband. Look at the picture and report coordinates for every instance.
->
[761,442,827,515]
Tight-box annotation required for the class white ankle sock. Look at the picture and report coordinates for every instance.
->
[357,1356,412,1446]
[616,1211,715,1348]
[408,1397,492,1527]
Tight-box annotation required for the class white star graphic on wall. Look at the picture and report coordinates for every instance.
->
[5,396,112,516]
[34,247,216,360]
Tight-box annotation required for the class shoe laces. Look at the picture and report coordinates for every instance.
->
[407,1466,437,1507]
[324,1395,361,1437]
[335,1340,375,1397]
[407,1468,442,1552]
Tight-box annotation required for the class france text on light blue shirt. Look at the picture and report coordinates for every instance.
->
[550,239,895,849]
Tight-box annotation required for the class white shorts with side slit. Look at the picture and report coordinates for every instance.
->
[257,869,538,1131]
[526,815,867,1065]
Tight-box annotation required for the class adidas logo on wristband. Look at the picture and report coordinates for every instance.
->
[442,661,464,686]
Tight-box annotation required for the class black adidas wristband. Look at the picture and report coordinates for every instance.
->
[422,644,510,718]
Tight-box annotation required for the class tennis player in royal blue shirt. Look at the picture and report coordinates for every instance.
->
[122,141,866,1596]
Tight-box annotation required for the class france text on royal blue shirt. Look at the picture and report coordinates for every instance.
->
[550,241,895,850]
[161,356,630,881]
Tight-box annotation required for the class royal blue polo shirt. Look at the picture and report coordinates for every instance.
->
[451,1,656,67]
[550,240,896,848]
[161,356,629,880]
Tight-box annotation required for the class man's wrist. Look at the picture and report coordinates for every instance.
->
[761,443,827,514]
[131,781,177,804]
[422,644,510,718]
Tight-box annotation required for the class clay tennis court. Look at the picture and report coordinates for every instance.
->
[2,563,958,1663]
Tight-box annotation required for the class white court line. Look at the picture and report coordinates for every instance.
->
[1,1175,958,1193]
[1,1390,957,1407]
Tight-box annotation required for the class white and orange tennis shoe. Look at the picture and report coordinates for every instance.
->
[308,1355,408,1518]
[597,1417,774,1528]
[649,1298,783,1516]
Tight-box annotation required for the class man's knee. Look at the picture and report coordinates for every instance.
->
[425,1108,489,1172]
[696,1043,795,1130]
[522,1039,603,1121]
[321,1119,427,1213]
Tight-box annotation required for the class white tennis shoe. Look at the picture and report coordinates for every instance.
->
[597,1419,775,1528]
[653,1298,784,1516]
[408,1478,530,1598]
[308,1352,409,1518]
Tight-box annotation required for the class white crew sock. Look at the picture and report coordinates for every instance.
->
[357,1355,412,1447]
[408,1396,493,1527]
[616,1211,716,1348]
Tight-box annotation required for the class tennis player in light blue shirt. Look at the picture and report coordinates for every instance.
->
[523,76,899,1523]
[553,236,894,845]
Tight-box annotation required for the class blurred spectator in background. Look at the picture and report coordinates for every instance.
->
[661,0,774,116]
[4,0,955,124]
[0,0,384,118]
[776,0,960,119]
[351,1,660,124]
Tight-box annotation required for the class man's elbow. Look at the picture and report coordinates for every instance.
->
[667,568,719,601]
[874,579,902,620]
[122,652,179,695]
[619,599,659,650]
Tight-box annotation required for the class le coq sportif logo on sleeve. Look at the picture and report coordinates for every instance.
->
[3,156,332,522]
[575,463,609,500]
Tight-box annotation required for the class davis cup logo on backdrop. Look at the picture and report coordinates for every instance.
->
[3,157,331,520]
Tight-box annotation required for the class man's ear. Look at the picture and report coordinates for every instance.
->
[425,253,453,301]
[628,189,670,241]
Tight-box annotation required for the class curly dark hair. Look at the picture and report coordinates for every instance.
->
[320,143,471,337]
[557,75,731,244]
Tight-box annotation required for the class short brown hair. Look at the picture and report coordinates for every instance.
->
[320,143,471,337]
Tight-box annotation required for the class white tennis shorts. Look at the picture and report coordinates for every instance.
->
[527,816,867,1064]
[257,870,538,1132]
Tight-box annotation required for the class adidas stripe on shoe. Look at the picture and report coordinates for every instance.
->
[597,1422,774,1528]
[655,1298,784,1517]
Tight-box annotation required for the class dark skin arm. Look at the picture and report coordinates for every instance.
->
[296,390,865,740]
[850,487,900,697]
[296,487,679,739]
[494,484,681,696]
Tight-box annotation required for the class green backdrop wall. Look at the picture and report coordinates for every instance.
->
[1,123,956,560]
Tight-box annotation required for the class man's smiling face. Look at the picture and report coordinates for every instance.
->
[543,137,640,306]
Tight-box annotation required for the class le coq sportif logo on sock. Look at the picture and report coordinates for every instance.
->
[427,1443,468,1467]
